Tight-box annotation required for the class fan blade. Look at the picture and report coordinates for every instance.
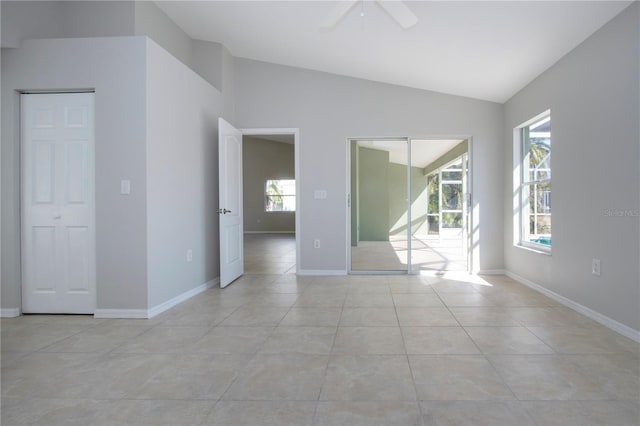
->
[377,0,418,29]
[320,0,359,30]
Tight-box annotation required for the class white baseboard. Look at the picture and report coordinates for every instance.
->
[1,308,21,318]
[95,278,219,319]
[505,271,640,342]
[244,231,295,234]
[298,269,347,276]
[94,309,149,319]
[476,269,507,275]
[147,278,218,318]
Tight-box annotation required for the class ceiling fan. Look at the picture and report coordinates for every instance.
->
[320,0,419,30]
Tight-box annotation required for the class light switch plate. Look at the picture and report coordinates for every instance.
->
[314,190,327,199]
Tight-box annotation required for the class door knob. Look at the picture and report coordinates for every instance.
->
[217,208,232,214]
[52,212,62,219]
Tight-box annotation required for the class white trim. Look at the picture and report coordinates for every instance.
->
[514,240,551,256]
[1,308,22,318]
[298,269,347,276]
[476,269,507,275]
[147,279,218,318]
[244,231,295,234]
[95,279,219,319]
[94,309,149,319]
[505,271,640,342]
[345,139,352,273]
[241,128,300,275]
[515,243,552,256]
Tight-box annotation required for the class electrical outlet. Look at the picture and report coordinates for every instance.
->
[187,249,193,262]
[120,179,131,195]
[592,258,601,276]
[314,239,320,249]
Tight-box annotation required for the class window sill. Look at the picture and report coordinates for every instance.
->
[515,243,552,256]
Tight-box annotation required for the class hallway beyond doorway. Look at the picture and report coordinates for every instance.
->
[244,233,296,275]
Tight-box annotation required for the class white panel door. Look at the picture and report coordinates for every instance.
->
[218,118,244,288]
[21,93,95,313]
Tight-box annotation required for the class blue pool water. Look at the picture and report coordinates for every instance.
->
[530,237,551,246]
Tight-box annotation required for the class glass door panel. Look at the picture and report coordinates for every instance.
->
[350,139,409,272]
[410,140,469,272]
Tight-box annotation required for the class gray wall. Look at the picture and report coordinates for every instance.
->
[243,137,295,233]
[0,1,233,103]
[220,45,236,123]
[134,1,192,69]
[234,59,504,272]
[503,3,640,331]
[1,1,68,48]
[1,1,135,49]
[1,35,224,313]
[145,39,222,308]
[192,40,223,93]
[63,1,135,39]
[2,37,148,310]
[358,148,390,241]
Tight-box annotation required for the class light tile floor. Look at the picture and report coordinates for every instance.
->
[2,237,639,425]
[351,235,467,272]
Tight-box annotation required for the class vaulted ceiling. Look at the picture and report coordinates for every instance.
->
[157,1,631,103]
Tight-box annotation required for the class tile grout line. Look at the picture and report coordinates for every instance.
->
[392,276,427,426]
[310,279,348,425]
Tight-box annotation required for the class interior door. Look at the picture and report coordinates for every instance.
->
[21,92,95,313]
[218,118,244,287]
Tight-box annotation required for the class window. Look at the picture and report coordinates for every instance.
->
[265,179,295,212]
[440,160,464,229]
[516,111,551,250]
[425,155,468,235]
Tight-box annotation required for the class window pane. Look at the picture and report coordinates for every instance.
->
[442,212,462,228]
[518,113,551,249]
[523,182,551,245]
[441,171,462,181]
[265,179,296,212]
[427,215,439,234]
[427,174,439,214]
[441,183,463,210]
[266,179,295,196]
[523,116,551,183]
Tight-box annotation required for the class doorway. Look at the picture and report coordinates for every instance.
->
[242,133,297,275]
[21,92,96,313]
[348,138,471,274]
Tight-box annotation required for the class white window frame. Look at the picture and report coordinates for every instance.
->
[514,110,552,254]
[425,155,468,240]
[264,179,296,212]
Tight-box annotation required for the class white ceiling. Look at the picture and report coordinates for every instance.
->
[156,1,631,103]
[357,139,463,168]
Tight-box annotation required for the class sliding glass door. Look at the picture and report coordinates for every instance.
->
[349,138,470,273]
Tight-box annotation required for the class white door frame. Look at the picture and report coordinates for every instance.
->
[240,128,301,275]
[346,136,474,274]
